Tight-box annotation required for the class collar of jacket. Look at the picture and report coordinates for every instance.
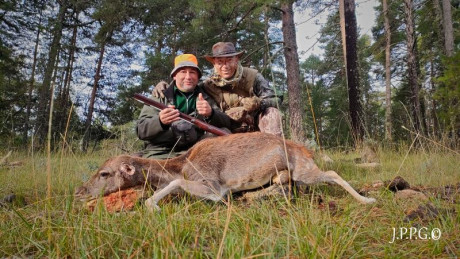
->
[163,81,176,104]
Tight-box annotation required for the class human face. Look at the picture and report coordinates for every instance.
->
[213,56,238,79]
[173,67,199,92]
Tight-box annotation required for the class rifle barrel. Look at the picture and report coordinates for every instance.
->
[133,94,229,136]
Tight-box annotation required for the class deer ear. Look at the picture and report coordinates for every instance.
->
[119,162,136,176]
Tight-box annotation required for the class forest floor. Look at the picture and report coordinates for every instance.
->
[0,143,459,258]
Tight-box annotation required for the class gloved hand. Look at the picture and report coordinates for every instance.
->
[241,96,261,112]
[225,107,247,122]
[171,120,198,148]
[152,81,168,98]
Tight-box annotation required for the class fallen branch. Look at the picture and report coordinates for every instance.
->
[0,151,12,166]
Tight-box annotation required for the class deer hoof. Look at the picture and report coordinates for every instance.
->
[145,198,161,212]
[363,197,376,204]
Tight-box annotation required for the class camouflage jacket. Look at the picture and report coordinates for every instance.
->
[202,67,282,112]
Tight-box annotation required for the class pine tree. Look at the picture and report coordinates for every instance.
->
[404,0,423,133]
[383,0,392,141]
[281,0,307,143]
[341,0,364,144]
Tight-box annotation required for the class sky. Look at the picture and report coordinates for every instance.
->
[295,0,379,60]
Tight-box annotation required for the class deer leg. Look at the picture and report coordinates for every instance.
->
[240,170,291,201]
[241,184,290,201]
[145,179,226,211]
[272,170,290,185]
[293,169,376,204]
[322,170,376,204]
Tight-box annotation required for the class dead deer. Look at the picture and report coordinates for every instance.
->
[75,132,376,211]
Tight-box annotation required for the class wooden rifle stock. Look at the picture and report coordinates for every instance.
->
[133,94,229,136]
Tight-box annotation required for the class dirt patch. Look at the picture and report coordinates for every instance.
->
[388,176,411,192]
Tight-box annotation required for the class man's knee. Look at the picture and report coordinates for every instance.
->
[171,120,200,147]
[258,107,282,136]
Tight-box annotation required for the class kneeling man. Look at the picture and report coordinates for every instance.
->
[136,54,231,158]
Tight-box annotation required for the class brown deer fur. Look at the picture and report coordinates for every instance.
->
[75,132,375,211]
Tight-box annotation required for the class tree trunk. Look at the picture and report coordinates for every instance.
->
[441,0,454,57]
[339,0,347,69]
[429,56,439,137]
[57,12,78,135]
[36,2,66,146]
[383,0,392,141]
[24,9,42,143]
[281,0,307,143]
[81,38,107,152]
[343,0,363,143]
[404,0,422,132]
[46,56,60,199]
[263,6,269,68]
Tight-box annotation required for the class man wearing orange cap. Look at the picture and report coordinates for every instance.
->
[154,42,282,136]
[136,54,231,158]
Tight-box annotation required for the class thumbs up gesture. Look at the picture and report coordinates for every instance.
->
[196,93,212,118]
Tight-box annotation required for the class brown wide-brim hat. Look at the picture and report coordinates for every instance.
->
[204,42,244,63]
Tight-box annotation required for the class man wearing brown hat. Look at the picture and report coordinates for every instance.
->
[154,42,283,136]
[136,54,231,158]
[203,42,282,135]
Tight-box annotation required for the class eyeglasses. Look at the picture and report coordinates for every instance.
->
[214,57,236,67]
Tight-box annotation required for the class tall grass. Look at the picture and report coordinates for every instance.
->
[0,140,459,258]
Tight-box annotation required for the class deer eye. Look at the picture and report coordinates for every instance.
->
[100,171,110,178]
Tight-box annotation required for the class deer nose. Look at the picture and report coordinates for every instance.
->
[74,186,87,196]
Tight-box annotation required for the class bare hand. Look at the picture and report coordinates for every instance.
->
[152,81,168,99]
[159,105,179,125]
[196,93,212,117]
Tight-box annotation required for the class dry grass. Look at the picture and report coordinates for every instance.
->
[0,141,459,258]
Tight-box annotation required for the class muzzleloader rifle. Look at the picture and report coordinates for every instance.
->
[133,93,229,136]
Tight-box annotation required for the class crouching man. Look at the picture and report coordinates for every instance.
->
[136,54,231,159]
[153,42,283,136]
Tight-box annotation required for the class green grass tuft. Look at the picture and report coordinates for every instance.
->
[0,146,459,258]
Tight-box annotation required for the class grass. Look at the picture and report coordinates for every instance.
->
[0,143,459,258]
